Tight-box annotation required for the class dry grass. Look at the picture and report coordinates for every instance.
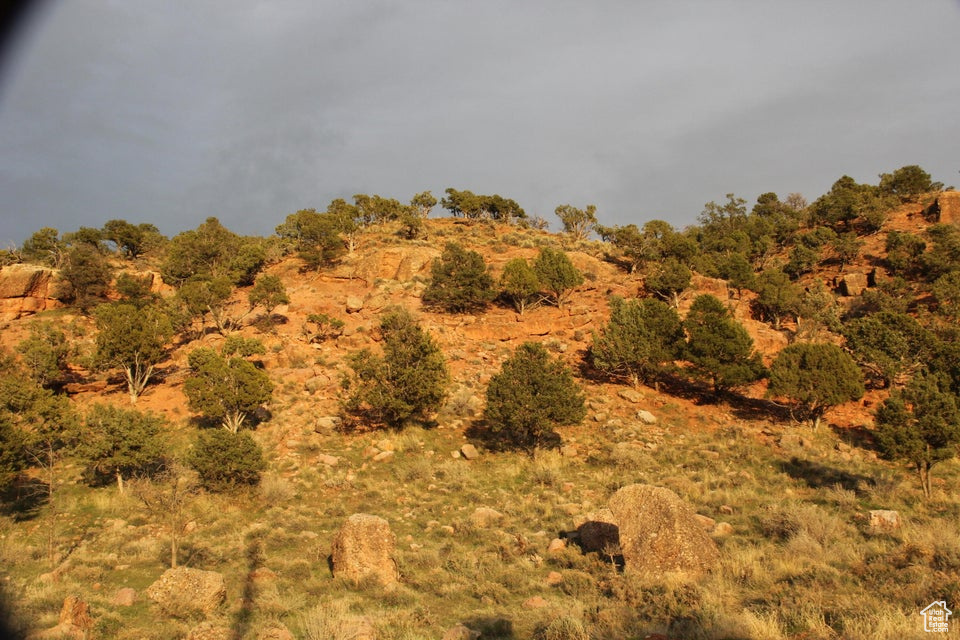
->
[2,402,959,639]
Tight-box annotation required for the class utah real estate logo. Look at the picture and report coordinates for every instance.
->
[921,601,952,633]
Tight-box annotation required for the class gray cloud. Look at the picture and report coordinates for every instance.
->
[1,0,958,246]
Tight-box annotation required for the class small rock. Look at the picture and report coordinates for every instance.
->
[636,410,657,425]
[523,596,549,609]
[719,505,734,515]
[450,450,461,459]
[713,522,734,537]
[693,514,716,531]
[560,444,579,457]
[372,450,394,463]
[547,538,566,554]
[112,588,136,607]
[868,510,902,533]
[593,412,608,423]
[345,296,364,313]
[619,389,643,403]
[470,507,504,528]
[700,449,721,460]
[561,482,575,493]
[460,444,479,460]
[317,454,339,467]
[546,571,563,586]
[315,416,340,432]
[440,525,455,535]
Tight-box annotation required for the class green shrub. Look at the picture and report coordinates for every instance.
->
[483,342,585,451]
[188,429,265,492]
[422,242,496,313]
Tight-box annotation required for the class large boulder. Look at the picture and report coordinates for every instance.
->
[608,484,719,576]
[145,567,226,616]
[331,513,398,586]
[839,272,869,297]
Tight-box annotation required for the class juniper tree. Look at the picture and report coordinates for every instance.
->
[77,404,166,493]
[483,342,586,451]
[183,347,273,432]
[422,243,496,313]
[342,308,449,429]
[768,342,864,430]
[555,204,597,241]
[188,429,266,492]
[499,257,541,314]
[94,302,173,403]
[16,322,69,388]
[590,296,684,389]
[874,371,960,498]
[646,257,691,308]
[533,247,583,308]
[683,295,765,395]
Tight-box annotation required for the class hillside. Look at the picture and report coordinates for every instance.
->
[1,190,959,640]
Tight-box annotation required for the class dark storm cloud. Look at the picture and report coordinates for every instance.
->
[1,1,958,246]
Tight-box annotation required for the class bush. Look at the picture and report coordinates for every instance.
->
[188,429,265,492]
[483,342,586,451]
[422,242,496,313]
[342,308,449,429]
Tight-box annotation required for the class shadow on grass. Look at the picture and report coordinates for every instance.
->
[0,475,48,521]
[462,615,515,639]
[830,422,880,452]
[777,456,875,493]
[230,531,265,640]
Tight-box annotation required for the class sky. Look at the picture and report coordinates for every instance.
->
[0,1,959,247]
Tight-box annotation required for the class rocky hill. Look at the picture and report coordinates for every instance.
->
[1,193,959,639]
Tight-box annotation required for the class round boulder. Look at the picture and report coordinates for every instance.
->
[608,484,719,576]
[145,567,226,616]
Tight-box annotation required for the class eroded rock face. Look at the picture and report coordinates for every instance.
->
[145,567,227,616]
[330,513,398,586]
[608,484,719,576]
[0,264,65,321]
